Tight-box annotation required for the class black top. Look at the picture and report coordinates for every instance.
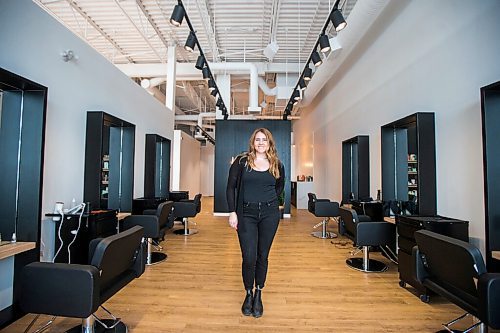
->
[242,168,278,203]
[226,155,285,214]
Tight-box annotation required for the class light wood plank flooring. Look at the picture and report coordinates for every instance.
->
[3,197,489,332]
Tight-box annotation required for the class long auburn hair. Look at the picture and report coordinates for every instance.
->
[246,128,280,179]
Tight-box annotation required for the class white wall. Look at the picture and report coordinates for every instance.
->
[293,0,500,250]
[0,0,174,259]
[200,145,215,196]
[177,131,202,197]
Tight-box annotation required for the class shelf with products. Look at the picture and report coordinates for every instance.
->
[381,112,436,216]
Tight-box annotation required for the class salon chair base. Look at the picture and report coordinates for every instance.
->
[174,218,198,236]
[66,320,127,333]
[174,228,198,236]
[346,258,387,273]
[311,217,338,239]
[311,231,337,239]
[148,252,167,265]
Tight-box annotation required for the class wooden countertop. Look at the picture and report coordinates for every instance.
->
[384,217,396,224]
[0,242,36,260]
[117,212,131,220]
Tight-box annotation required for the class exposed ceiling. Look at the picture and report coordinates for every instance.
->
[34,0,357,133]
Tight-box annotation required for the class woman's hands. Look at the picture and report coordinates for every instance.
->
[228,212,238,230]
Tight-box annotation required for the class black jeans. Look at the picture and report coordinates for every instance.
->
[237,200,280,290]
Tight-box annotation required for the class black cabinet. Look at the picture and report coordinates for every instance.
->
[396,215,469,301]
[144,134,171,199]
[51,210,118,264]
[481,81,500,272]
[342,135,370,203]
[0,67,47,328]
[381,113,436,216]
[84,112,135,212]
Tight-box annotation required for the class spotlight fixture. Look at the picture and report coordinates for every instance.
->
[283,2,348,121]
[184,31,196,52]
[195,55,205,70]
[210,88,218,97]
[311,51,322,67]
[216,97,222,107]
[303,67,312,81]
[202,67,210,80]
[208,79,216,92]
[319,34,331,53]
[330,9,347,32]
[298,78,307,91]
[170,4,185,27]
[224,114,229,120]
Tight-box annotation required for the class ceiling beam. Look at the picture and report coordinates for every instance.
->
[113,0,163,62]
[116,62,301,78]
[135,0,170,49]
[64,0,134,63]
[195,0,221,61]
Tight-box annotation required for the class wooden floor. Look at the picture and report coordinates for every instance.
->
[3,197,488,332]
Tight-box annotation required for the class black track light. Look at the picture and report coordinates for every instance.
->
[303,67,312,81]
[298,78,307,91]
[319,34,331,53]
[184,31,196,52]
[195,55,205,70]
[292,90,300,101]
[208,79,216,92]
[311,51,322,67]
[216,97,222,107]
[170,4,185,27]
[202,67,210,80]
[224,114,229,120]
[210,88,218,97]
[330,9,347,32]
[283,113,288,120]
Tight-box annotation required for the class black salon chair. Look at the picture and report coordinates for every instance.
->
[123,200,174,265]
[21,226,145,333]
[414,230,500,332]
[173,193,202,236]
[307,193,340,239]
[338,207,395,272]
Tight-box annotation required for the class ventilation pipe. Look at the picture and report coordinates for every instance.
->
[257,77,277,96]
[141,77,166,89]
[175,112,216,130]
[208,62,260,112]
[300,0,392,108]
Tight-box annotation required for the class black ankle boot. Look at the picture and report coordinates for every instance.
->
[241,289,253,316]
[252,288,263,318]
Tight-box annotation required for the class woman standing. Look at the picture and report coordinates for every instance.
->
[226,128,285,318]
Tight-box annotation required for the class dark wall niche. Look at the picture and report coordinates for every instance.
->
[84,111,135,212]
[342,135,370,203]
[144,133,171,199]
[0,67,47,328]
[381,112,436,216]
[214,120,291,214]
[481,81,500,272]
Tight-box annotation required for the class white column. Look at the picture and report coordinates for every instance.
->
[166,43,177,111]
[215,74,231,119]
[171,130,182,191]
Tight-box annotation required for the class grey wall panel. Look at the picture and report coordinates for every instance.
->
[214,120,291,214]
